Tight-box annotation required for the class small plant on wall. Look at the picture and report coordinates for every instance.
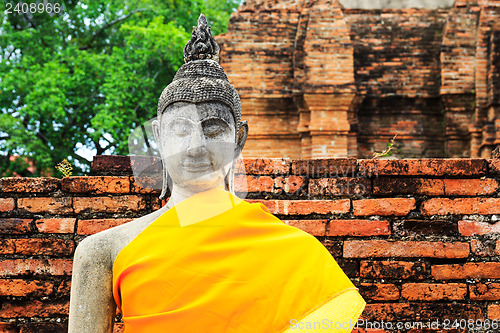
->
[55,159,73,178]
[372,134,398,159]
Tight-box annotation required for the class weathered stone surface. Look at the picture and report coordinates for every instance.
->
[219,1,500,158]
[339,0,455,9]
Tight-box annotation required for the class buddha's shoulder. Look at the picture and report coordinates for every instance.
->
[74,208,167,266]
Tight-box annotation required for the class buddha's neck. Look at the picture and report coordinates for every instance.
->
[168,183,225,208]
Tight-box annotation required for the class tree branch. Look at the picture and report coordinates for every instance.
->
[100,135,113,146]
[70,151,92,166]
[131,68,161,152]
[91,136,115,156]
[21,116,50,146]
[36,130,50,145]
[80,8,150,50]
[133,69,162,115]
[91,137,104,155]
[63,92,98,133]
[6,47,17,60]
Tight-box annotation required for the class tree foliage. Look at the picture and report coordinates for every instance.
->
[0,0,242,176]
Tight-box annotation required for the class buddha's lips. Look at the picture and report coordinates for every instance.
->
[182,163,211,172]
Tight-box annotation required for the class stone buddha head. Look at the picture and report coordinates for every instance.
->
[152,14,248,200]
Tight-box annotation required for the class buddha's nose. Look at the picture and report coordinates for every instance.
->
[186,127,208,157]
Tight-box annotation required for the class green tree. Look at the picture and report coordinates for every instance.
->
[0,0,242,176]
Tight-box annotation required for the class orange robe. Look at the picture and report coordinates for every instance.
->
[113,187,365,332]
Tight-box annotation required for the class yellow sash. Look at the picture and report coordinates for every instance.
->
[113,187,365,332]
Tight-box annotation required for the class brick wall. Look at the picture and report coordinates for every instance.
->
[0,155,499,332]
[217,0,500,159]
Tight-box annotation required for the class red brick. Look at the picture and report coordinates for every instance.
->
[0,322,16,333]
[35,218,76,233]
[151,197,165,211]
[77,218,133,235]
[359,159,488,176]
[0,279,54,297]
[489,304,500,320]
[362,303,483,322]
[0,299,68,317]
[401,283,467,301]
[0,198,14,212]
[235,175,305,193]
[130,176,162,194]
[114,323,125,333]
[309,178,371,196]
[344,240,469,258]
[242,175,274,192]
[18,197,73,214]
[322,240,342,257]
[458,220,500,236]
[0,259,72,277]
[443,178,498,195]
[241,158,290,175]
[351,329,387,333]
[274,176,306,194]
[405,328,464,333]
[359,283,399,301]
[470,283,500,300]
[12,239,74,256]
[327,219,390,236]
[358,303,412,322]
[234,175,246,193]
[353,198,415,216]
[248,199,350,215]
[373,178,444,196]
[73,195,146,213]
[62,176,130,194]
[0,218,31,234]
[0,177,59,192]
[421,198,500,215]
[398,219,457,237]
[338,261,359,278]
[284,220,326,236]
[360,261,428,280]
[19,322,67,333]
[284,200,351,215]
[91,155,134,175]
[128,155,162,176]
[0,240,14,254]
[56,280,71,296]
[247,200,278,213]
[489,159,500,174]
[470,239,500,256]
[432,262,500,280]
[291,158,357,176]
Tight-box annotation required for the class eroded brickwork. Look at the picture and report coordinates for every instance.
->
[218,0,500,159]
[0,155,499,332]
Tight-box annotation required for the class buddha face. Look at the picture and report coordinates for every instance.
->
[152,101,245,194]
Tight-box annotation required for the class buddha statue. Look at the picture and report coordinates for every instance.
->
[68,14,365,333]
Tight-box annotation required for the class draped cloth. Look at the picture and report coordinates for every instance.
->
[113,187,365,332]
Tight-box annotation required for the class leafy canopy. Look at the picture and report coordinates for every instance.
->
[0,0,242,176]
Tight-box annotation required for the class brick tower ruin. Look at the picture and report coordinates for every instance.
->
[217,0,500,159]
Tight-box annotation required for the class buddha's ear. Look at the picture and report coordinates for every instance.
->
[152,118,161,149]
[235,121,248,158]
[152,117,170,200]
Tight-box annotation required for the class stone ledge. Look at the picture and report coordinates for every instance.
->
[90,155,492,177]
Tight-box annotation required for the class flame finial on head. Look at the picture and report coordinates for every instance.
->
[183,13,220,63]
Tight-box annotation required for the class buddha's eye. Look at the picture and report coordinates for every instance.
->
[202,119,228,138]
[168,119,192,137]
